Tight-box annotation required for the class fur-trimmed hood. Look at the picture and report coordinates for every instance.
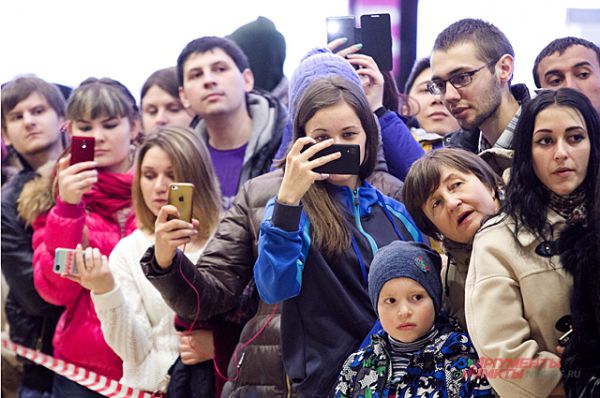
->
[17,161,56,226]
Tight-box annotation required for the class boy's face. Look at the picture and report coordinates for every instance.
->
[422,166,499,244]
[179,48,253,118]
[377,277,435,343]
[2,91,63,158]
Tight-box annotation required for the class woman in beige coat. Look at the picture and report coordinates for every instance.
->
[466,88,600,398]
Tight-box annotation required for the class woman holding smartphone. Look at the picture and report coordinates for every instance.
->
[70,126,221,393]
[252,76,424,396]
[465,88,599,397]
[22,77,139,397]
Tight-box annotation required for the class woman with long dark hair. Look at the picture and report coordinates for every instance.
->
[465,87,600,397]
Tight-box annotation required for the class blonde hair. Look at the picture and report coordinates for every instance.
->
[132,126,221,238]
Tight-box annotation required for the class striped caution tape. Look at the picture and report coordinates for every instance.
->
[1,337,160,398]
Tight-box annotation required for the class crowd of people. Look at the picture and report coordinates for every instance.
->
[1,15,599,398]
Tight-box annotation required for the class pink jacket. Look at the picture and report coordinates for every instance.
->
[32,197,136,381]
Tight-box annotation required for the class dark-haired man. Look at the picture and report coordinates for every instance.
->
[429,18,530,154]
[177,36,287,210]
[533,36,600,115]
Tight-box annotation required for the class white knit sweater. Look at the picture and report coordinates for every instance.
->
[91,229,202,391]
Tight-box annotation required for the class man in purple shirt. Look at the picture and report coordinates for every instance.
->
[177,36,287,209]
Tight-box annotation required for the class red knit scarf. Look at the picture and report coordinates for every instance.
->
[83,171,133,220]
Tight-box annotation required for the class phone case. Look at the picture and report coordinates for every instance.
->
[168,183,194,222]
[54,248,78,275]
[304,144,360,175]
[360,13,392,71]
[326,16,357,50]
[70,136,95,165]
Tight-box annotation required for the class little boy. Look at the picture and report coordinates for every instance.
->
[335,241,493,397]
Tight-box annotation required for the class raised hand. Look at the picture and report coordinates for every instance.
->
[66,244,115,295]
[346,54,384,111]
[154,205,199,269]
[277,137,340,206]
[57,156,98,205]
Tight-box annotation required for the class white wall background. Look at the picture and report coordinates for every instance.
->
[1,0,349,101]
[2,0,599,101]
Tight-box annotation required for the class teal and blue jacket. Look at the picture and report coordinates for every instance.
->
[254,181,423,397]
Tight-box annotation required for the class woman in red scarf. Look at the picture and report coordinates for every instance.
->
[28,78,140,397]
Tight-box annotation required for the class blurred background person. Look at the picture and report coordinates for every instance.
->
[228,16,289,106]
[403,57,461,151]
[140,67,194,135]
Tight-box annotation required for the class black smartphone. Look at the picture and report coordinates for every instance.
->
[168,183,194,223]
[360,13,392,71]
[70,136,95,165]
[303,143,360,175]
[326,16,357,51]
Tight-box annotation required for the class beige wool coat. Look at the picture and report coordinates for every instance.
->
[465,210,572,398]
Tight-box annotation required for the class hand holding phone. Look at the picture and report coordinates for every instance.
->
[168,183,194,223]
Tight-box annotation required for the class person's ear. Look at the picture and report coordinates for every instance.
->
[495,54,514,85]
[242,68,254,93]
[179,87,191,110]
[129,118,141,142]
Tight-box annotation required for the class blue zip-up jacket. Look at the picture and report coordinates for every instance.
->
[254,181,423,397]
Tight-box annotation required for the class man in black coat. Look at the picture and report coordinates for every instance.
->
[1,76,67,397]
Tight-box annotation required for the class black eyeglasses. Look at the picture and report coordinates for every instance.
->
[427,63,493,96]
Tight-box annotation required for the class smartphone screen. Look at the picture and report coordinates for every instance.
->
[70,136,95,165]
[168,183,194,222]
[326,16,357,51]
[302,143,360,175]
[360,13,392,71]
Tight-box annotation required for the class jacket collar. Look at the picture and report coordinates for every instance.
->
[328,180,380,216]
[513,209,566,248]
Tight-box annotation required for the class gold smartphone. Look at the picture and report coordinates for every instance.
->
[167,183,194,222]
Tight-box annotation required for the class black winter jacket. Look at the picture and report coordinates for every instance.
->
[559,221,600,398]
[1,167,63,392]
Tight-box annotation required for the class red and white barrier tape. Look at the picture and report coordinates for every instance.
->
[1,337,160,397]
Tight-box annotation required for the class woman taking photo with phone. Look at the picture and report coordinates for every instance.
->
[69,126,221,393]
[253,75,424,397]
[465,87,599,397]
[21,77,139,397]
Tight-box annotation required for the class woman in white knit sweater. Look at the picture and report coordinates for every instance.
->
[72,126,222,391]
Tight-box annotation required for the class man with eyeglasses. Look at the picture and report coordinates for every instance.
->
[533,36,600,116]
[429,18,530,155]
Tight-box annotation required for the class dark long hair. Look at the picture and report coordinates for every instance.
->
[505,87,600,237]
[292,76,379,257]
